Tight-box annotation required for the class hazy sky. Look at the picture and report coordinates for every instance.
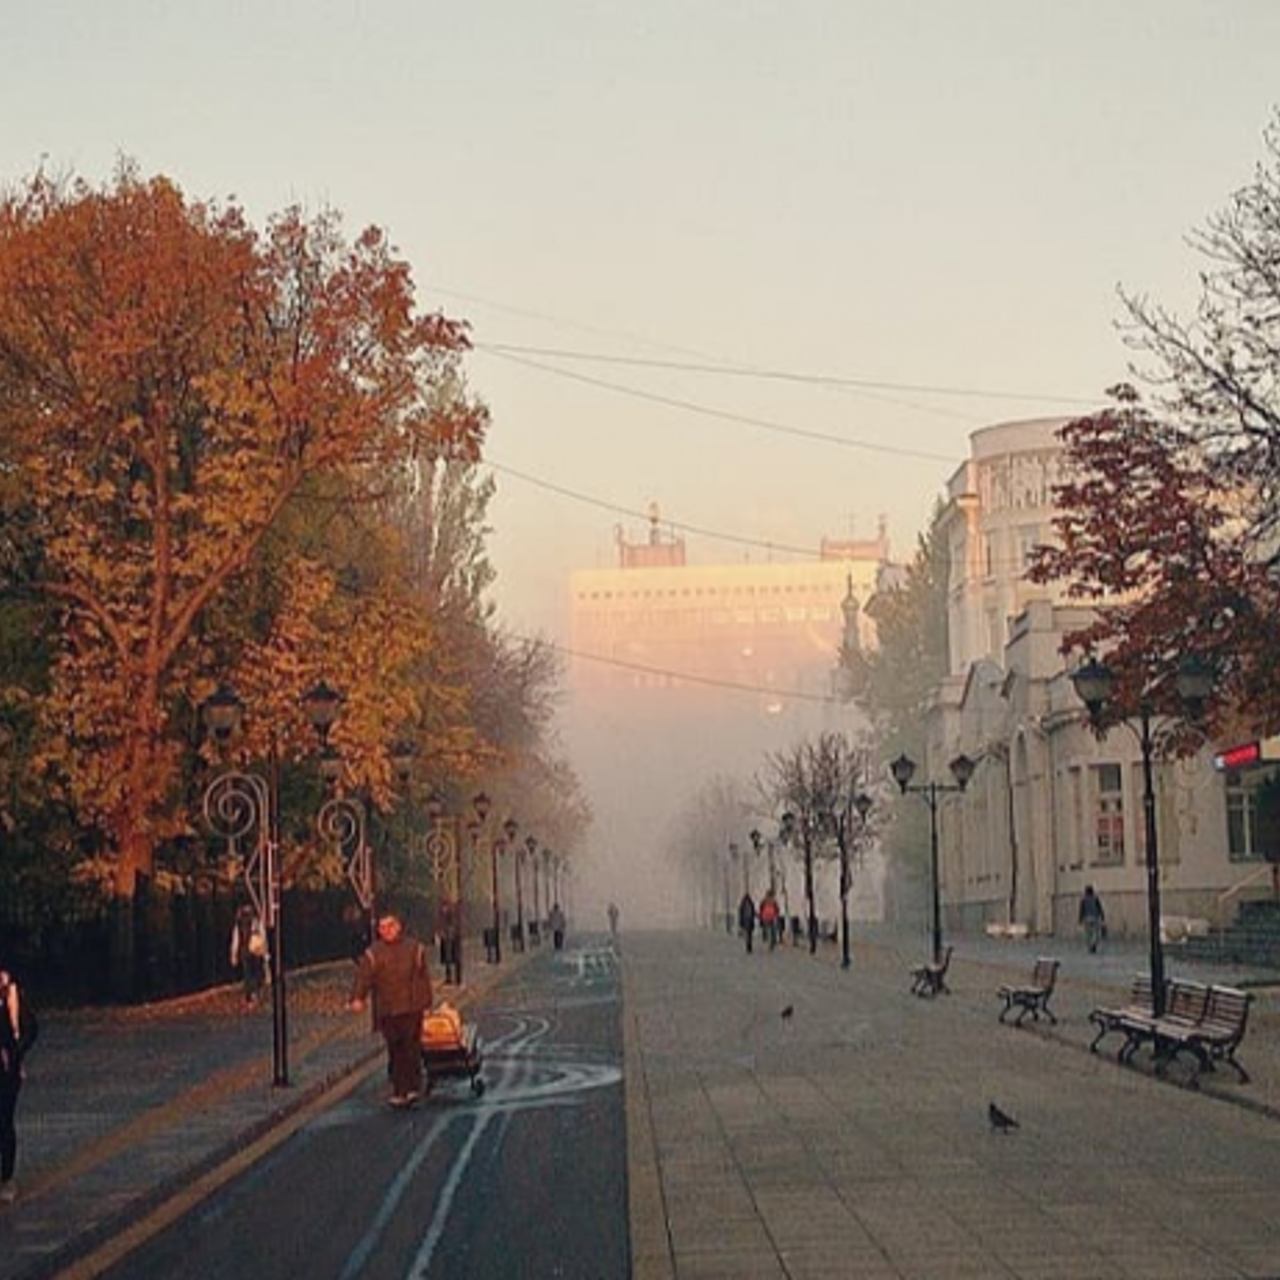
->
[5,2,1279,647]
[6,3,1279,922]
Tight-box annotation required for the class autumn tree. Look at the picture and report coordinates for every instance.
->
[759,731,874,954]
[0,166,486,896]
[1031,113,1280,736]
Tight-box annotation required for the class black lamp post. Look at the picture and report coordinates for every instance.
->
[494,815,517,962]
[890,751,976,966]
[526,834,542,945]
[834,792,873,972]
[202,684,290,1087]
[513,830,529,952]
[1071,655,1213,1017]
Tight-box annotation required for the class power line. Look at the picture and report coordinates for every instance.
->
[548,639,843,705]
[478,343,1099,408]
[486,460,827,559]
[482,348,961,463]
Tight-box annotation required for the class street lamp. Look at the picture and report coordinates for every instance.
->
[426,792,462,983]
[890,751,976,966]
[491,815,517,962]
[830,792,873,971]
[520,834,535,948]
[779,809,824,954]
[1071,654,1213,1017]
[201,684,290,1087]
[310,688,376,944]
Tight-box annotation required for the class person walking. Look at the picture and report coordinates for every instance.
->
[737,892,757,954]
[1079,884,1107,953]
[607,902,620,938]
[1,964,36,1206]
[349,911,435,1107]
[229,903,268,1008]
[548,902,567,950]
[758,888,781,951]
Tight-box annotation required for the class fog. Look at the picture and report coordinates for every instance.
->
[563,675,883,933]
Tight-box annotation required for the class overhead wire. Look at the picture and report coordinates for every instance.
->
[477,342,1100,408]
[484,460,826,559]
[480,347,962,463]
[542,638,845,705]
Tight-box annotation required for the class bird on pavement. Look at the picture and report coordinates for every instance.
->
[780,1005,794,1021]
[988,1102,1019,1133]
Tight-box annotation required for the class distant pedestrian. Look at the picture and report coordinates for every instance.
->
[607,902,620,938]
[1079,885,1106,953]
[758,889,781,951]
[738,892,757,954]
[349,912,434,1107]
[229,903,268,1008]
[1,964,37,1206]
[548,902,567,950]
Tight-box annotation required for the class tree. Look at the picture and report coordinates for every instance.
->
[1029,385,1270,740]
[1030,113,1280,736]
[862,503,950,755]
[0,166,486,895]
[760,731,873,954]
[859,506,949,916]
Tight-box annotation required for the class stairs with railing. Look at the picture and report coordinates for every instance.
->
[1176,895,1280,968]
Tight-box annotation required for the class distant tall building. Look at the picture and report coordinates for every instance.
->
[570,506,891,718]
[565,506,898,927]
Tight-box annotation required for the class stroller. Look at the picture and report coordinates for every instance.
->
[420,1002,485,1097]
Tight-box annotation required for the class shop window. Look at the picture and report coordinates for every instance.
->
[1092,763,1125,865]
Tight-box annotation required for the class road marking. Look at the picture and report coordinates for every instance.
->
[48,1052,384,1280]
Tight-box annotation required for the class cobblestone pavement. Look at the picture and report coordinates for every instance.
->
[5,929,1280,1280]
[624,927,1280,1280]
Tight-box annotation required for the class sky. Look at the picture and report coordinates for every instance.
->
[5,2,1279,639]
[4,2,1280,917]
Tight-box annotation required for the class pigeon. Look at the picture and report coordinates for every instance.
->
[988,1102,1019,1133]
[780,1005,795,1021]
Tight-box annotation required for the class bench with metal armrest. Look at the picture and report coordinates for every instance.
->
[909,945,953,997]
[997,956,1060,1026]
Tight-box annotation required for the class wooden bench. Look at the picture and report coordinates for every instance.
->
[997,956,1060,1026]
[1088,976,1253,1085]
[909,945,953,997]
[1088,975,1155,1056]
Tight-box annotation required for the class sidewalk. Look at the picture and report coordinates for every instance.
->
[0,956,518,1280]
[624,927,1280,1280]
[6,928,1280,1280]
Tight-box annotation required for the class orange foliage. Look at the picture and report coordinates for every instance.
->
[0,165,486,894]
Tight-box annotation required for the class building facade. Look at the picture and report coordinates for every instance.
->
[925,419,1276,941]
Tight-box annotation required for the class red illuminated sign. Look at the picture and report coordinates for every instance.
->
[1214,742,1262,770]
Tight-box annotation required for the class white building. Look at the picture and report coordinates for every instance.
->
[923,418,1274,940]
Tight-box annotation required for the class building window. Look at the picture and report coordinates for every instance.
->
[1018,525,1040,575]
[1092,763,1125,865]
[1226,768,1274,862]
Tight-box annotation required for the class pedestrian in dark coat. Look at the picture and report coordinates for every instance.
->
[1079,885,1106,953]
[349,913,435,1106]
[738,892,757,954]
[229,903,267,1008]
[0,965,35,1205]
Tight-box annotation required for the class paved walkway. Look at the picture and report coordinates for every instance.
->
[4,928,1280,1279]
[0,955,519,1280]
[625,928,1280,1280]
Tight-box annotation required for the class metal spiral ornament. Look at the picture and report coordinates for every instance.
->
[317,797,362,862]
[203,771,268,845]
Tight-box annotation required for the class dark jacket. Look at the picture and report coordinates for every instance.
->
[738,895,757,930]
[350,935,434,1022]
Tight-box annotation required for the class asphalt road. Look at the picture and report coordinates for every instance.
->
[98,937,626,1280]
